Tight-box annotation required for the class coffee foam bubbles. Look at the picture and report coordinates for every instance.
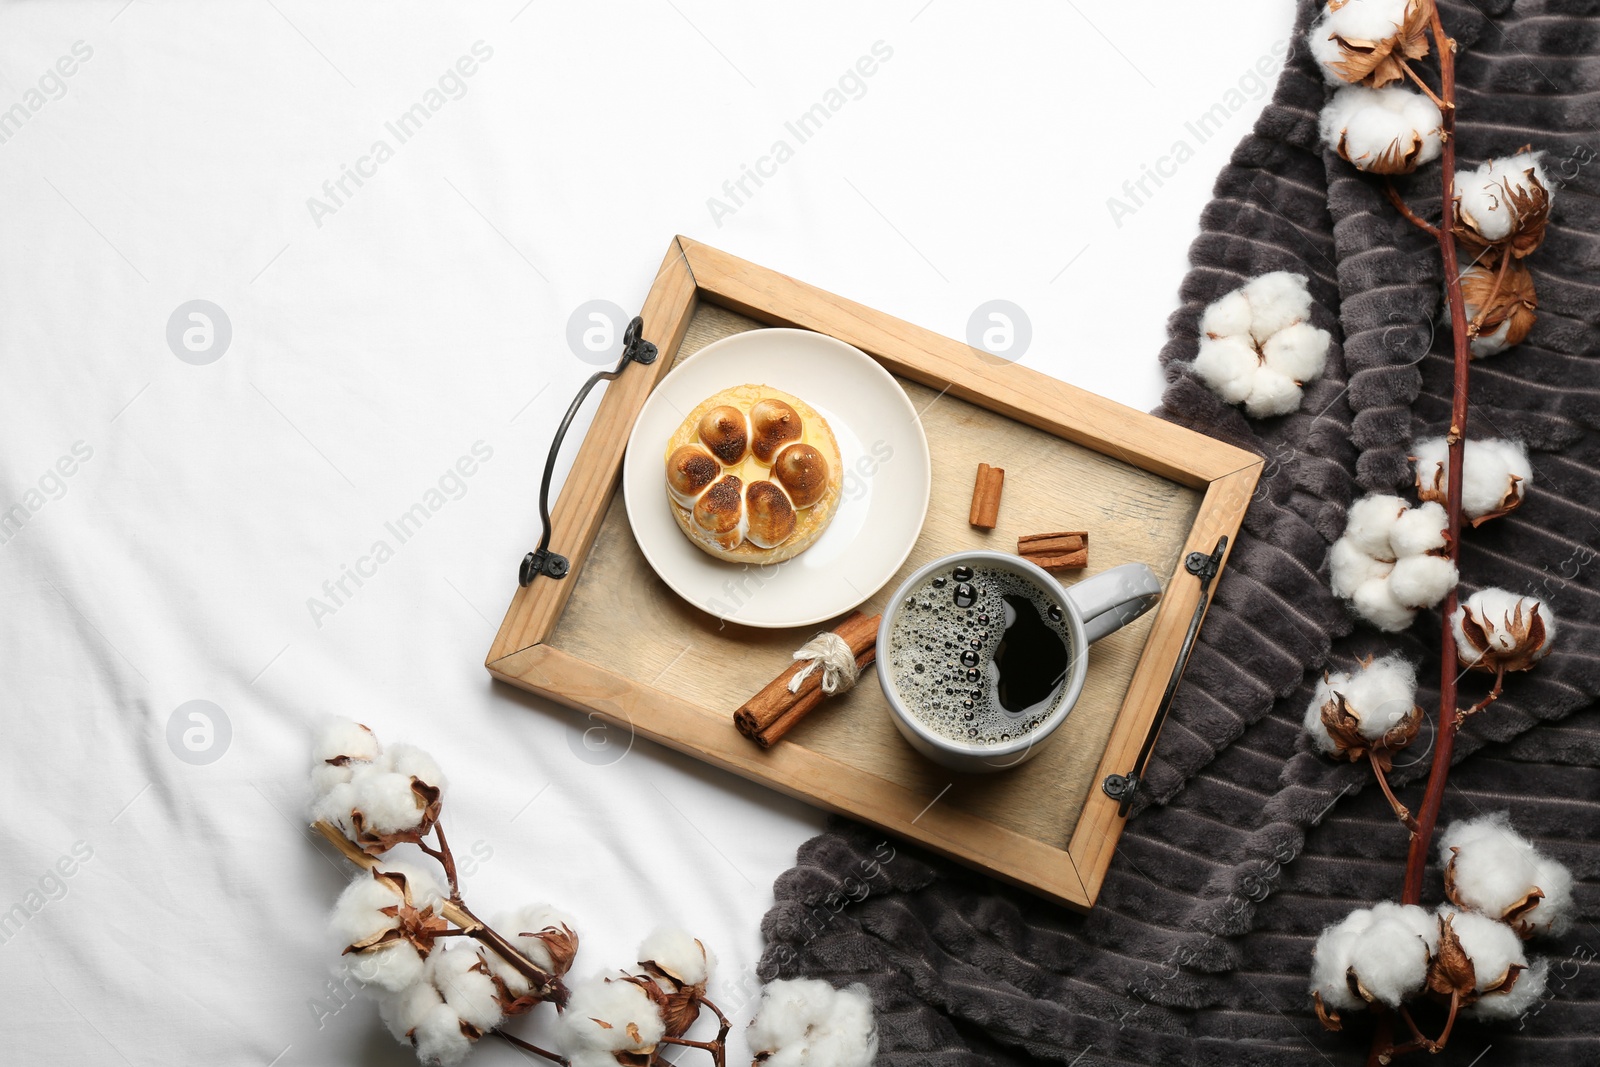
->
[886,564,1071,745]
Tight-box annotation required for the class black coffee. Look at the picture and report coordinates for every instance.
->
[887,564,1072,745]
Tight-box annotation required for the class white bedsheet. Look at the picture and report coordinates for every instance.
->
[0,2,1290,1062]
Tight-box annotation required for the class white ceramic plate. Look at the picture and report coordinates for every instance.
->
[623,328,931,629]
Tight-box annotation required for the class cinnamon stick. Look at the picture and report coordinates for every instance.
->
[734,611,879,748]
[1017,530,1088,571]
[969,463,1004,529]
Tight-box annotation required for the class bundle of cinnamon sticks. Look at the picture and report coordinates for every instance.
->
[733,611,880,748]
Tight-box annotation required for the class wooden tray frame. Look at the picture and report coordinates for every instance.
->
[486,236,1262,909]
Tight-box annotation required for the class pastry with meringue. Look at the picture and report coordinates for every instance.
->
[664,383,842,563]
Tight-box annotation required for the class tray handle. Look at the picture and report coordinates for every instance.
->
[1100,535,1228,817]
[519,315,658,587]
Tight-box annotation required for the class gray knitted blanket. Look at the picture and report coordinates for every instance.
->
[756,2,1600,1064]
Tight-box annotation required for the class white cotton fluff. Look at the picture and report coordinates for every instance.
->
[346,763,430,834]
[1389,501,1449,558]
[1415,437,1532,521]
[1191,274,1329,418]
[1244,369,1307,418]
[1193,336,1261,405]
[1305,655,1419,753]
[310,719,382,799]
[748,979,879,1067]
[1200,289,1253,339]
[1452,588,1557,667]
[426,946,504,1034]
[1308,0,1416,83]
[637,927,717,987]
[1242,272,1315,344]
[1310,903,1436,1012]
[1470,957,1549,1021]
[1440,813,1574,937]
[1262,322,1332,383]
[1456,152,1550,243]
[1347,902,1439,1007]
[379,980,445,1044]
[1388,554,1459,609]
[1344,495,1408,559]
[1353,576,1418,632]
[1318,85,1446,175]
[1441,907,1529,993]
[486,903,578,993]
[411,1000,475,1066]
[1332,495,1456,629]
[557,976,666,1058]
[386,743,447,792]
[1319,86,1443,172]
[1328,538,1394,600]
[329,862,446,992]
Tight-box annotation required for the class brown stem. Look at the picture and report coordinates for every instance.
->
[1401,7,1467,910]
[420,822,460,899]
[1369,757,1420,834]
[1385,180,1441,237]
[658,1035,726,1067]
[495,1029,567,1064]
[1434,990,1461,1050]
[1466,250,1512,337]
[1398,58,1448,109]
[310,819,566,1005]
[1456,666,1506,727]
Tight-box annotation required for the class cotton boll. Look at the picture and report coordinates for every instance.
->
[1321,86,1442,173]
[1328,538,1391,600]
[1200,289,1253,340]
[1352,576,1417,631]
[379,981,445,1045]
[378,861,446,911]
[412,1001,475,1066]
[1452,588,1557,671]
[1261,322,1330,383]
[330,874,403,948]
[427,946,504,1034]
[1344,495,1408,558]
[1471,958,1548,1021]
[1441,813,1574,936]
[310,779,361,828]
[386,743,447,793]
[1347,905,1435,1007]
[1387,554,1458,609]
[748,979,878,1067]
[1314,0,1414,51]
[1310,908,1373,1013]
[1192,335,1261,405]
[349,765,429,834]
[487,904,579,992]
[638,927,716,987]
[1340,654,1420,743]
[1244,368,1305,418]
[313,718,381,767]
[351,939,432,993]
[1456,153,1550,244]
[1443,907,1529,993]
[558,976,665,1057]
[1304,671,1351,755]
[1470,318,1513,358]
[1390,501,1448,558]
[1242,271,1313,343]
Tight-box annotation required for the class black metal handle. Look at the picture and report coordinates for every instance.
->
[519,316,658,587]
[1101,535,1229,817]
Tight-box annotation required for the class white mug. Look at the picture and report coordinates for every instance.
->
[875,551,1162,774]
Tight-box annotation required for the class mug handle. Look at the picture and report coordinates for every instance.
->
[1064,563,1163,644]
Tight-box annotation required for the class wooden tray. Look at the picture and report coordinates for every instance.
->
[487,237,1262,909]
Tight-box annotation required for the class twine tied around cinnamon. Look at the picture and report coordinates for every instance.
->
[733,611,881,748]
[787,631,862,695]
